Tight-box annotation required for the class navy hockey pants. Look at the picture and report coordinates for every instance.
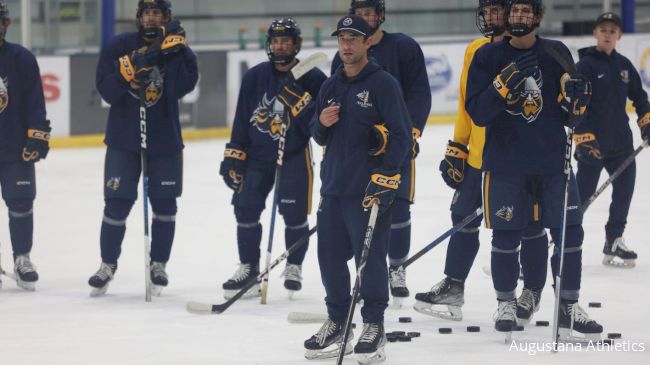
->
[0,161,36,256]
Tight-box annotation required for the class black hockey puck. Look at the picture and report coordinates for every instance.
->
[387,336,398,343]
[438,327,452,334]
[467,326,481,332]
[399,317,412,323]
[390,331,406,336]
[607,333,622,339]
[352,323,357,329]
[397,335,412,342]
[407,332,421,338]
[536,321,550,327]
[386,333,398,339]
[588,302,602,308]
[513,325,525,331]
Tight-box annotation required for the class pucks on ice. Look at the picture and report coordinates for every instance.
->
[390,331,406,336]
[467,326,481,332]
[386,333,398,340]
[387,336,398,343]
[397,335,412,342]
[535,321,550,327]
[588,302,602,308]
[607,333,622,339]
[438,327,452,334]
[513,325,525,331]
[399,317,412,323]
[407,332,421,338]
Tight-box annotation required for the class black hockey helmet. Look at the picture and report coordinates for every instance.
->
[265,17,302,66]
[349,0,385,29]
[476,0,506,37]
[505,0,543,37]
[136,0,172,39]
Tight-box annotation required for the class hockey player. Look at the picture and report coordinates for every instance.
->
[414,0,549,325]
[465,0,603,341]
[89,0,197,296]
[332,0,432,303]
[303,15,411,364]
[0,1,50,291]
[219,18,326,299]
[574,12,650,268]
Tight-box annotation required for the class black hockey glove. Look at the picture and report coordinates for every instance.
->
[119,44,160,85]
[638,113,650,141]
[219,143,247,192]
[160,20,187,56]
[573,132,603,167]
[492,51,538,104]
[277,80,312,117]
[412,127,421,159]
[439,140,468,189]
[368,124,388,156]
[559,73,592,127]
[363,169,401,214]
[22,123,51,162]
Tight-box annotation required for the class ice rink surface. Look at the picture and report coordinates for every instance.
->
[1,124,648,364]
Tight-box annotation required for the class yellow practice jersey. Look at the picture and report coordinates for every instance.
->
[454,37,491,170]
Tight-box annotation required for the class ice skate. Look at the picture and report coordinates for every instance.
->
[222,263,260,299]
[388,265,409,308]
[494,299,517,344]
[354,322,386,365]
[281,263,302,299]
[602,237,636,268]
[516,288,541,325]
[413,277,464,320]
[13,254,39,291]
[558,300,603,342]
[150,261,168,297]
[304,318,354,360]
[88,262,117,297]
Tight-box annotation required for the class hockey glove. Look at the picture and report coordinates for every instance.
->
[573,132,603,167]
[492,51,539,104]
[559,73,592,127]
[638,112,650,141]
[22,124,51,162]
[119,45,160,84]
[368,124,389,156]
[412,128,421,159]
[363,169,401,214]
[439,140,469,189]
[219,143,247,192]
[277,80,312,117]
[160,20,187,56]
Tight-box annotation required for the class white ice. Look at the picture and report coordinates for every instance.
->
[1,124,648,364]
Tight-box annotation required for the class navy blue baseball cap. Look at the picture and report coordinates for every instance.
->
[331,14,373,37]
[595,12,622,28]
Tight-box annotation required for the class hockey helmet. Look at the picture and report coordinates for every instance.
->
[476,0,506,37]
[136,0,172,39]
[266,18,302,66]
[349,0,385,29]
[505,0,543,37]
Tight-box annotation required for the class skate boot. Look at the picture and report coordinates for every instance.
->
[388,265,409,308]
[150,261,168,296]
[88,262,117,297]
[222,263,260,299]
[558,300,603,342]
[13,254,39,291]
[494,299,517,343]
[354,322,387,365]
[304,318,354,360]
[413,277,464,320]
[603,236,637,268]
[516,288,542,325]
[282,263,302,299]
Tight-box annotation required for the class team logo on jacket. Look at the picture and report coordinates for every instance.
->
[620,70,630,84]
[505,70,543,123]
[356,90,372,108]
[496,205,514,222]
[128,67,164,107]
[106,177,121,191]
[250,93,287,140]
[0,76,8,114]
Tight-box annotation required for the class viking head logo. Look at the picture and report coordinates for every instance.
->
[250,93,287,140]
[496,206,514,222]
[506,70,544,123]
[0,76,8,114]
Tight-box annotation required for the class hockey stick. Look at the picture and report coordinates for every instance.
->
[543,42,579,351]
[139,78,152,302]
[260,52,327,304]
[186,226,317,315]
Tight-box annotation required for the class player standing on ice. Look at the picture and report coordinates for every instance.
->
[303,15,411,364]
[466,0,603,341]
[0,0,50,291]
[219,18,326,299]
[89,0,197,296]
[332,0,432,305]
[574,12,650,268]
[414,0,550,326]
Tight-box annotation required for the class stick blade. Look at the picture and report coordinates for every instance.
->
[291,52,328,80]
[186,301,217,315]
[287,311,329,324]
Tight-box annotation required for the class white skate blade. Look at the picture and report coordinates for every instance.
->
[304,340,353,360]
[287,289,297,300]
[602,255,636,268]
[15,278,36,292]
[356,346,386,365]
[90,284,109,297]
[390,296,404,309]
[502,331,513,344]
[413,301,462,321]
[558,328,601,343]
[287,312,329,324]
[151,284,164,297]
[223,284,260,300]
